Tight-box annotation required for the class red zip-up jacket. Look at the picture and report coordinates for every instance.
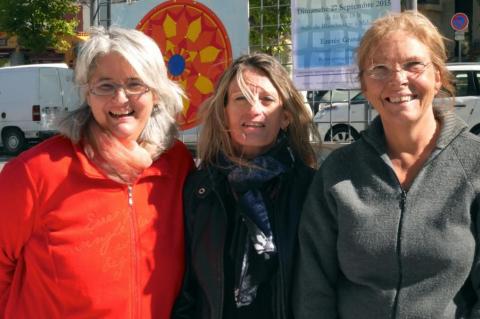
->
[0,135,194,319]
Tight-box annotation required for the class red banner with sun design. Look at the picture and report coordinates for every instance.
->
[137,0,233,130]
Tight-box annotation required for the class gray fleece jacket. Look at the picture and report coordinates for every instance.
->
[293,109,480,319]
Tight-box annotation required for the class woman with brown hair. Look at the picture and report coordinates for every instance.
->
[173,52,320,319]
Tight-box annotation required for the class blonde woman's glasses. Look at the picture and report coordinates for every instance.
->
[364,61,431,81]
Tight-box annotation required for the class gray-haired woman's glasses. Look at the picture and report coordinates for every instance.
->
[364,61,431,81]
[89,80,150,97]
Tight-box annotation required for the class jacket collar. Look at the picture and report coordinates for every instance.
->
[72,141,169,181]
[363,106,467,156]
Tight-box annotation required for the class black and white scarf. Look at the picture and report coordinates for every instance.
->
[221,133,294,307]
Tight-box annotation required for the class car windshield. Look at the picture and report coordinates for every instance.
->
[351,92,366,102]
[312,90,362,103]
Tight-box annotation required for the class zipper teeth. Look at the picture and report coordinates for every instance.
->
[392,190,407,319]
[128,185,133,206]
[127,185,139,318]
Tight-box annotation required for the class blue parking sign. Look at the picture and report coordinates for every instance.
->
[451,13,469,31]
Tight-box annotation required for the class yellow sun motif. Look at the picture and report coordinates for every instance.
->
[137,0,233,130]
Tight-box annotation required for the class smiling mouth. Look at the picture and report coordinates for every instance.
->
[109,109,134,118]
[387,95,417,103]
[242,122,265,128]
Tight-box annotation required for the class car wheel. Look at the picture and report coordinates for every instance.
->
[2,127,26,155]
[324,125,360,143]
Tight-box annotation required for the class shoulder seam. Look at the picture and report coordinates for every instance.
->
[450,140,477,193]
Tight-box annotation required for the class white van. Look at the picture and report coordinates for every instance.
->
[0,63,80,154]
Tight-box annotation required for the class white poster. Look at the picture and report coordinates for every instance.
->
[292,0,401,90]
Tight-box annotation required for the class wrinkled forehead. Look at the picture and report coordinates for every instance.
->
[363,31,432,67]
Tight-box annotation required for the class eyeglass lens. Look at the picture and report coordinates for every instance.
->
[91,80,149,96]
[367,61,430,80]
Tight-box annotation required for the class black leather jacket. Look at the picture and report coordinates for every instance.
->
[172,158,315,319]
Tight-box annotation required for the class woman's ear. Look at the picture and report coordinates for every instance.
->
[152,91,160,104]
[86,91,92,107]
[281,109,292,130]
[434,68,442,93]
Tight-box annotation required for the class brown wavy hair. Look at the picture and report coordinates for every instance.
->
[197,52,320,168]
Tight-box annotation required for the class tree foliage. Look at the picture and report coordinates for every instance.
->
[249,0,291,56]
[0,0,78,53]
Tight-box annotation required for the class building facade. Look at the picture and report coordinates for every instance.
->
[0,1,477,65]
[419,0,480,61]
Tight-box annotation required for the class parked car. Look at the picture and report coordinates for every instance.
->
[436,62,480,134]
[311,62,480,143]
[312,89,375,142]
[306,90,328,114]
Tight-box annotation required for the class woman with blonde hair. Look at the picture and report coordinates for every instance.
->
[294,11,480,319]
[0,27,194,318]
[173,52,320,319]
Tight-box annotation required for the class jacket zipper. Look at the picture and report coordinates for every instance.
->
[127,184,140,319]
[127,185,133,207]
[214,189,227,319]
[392,189,407,319]
[272,177,286,319]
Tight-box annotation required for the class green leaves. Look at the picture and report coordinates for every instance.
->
[0,0,78,53]
[249,0,291,56]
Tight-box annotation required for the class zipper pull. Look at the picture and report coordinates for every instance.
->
[127,185,133,207]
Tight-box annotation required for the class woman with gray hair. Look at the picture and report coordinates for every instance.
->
[0,27,194,318]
